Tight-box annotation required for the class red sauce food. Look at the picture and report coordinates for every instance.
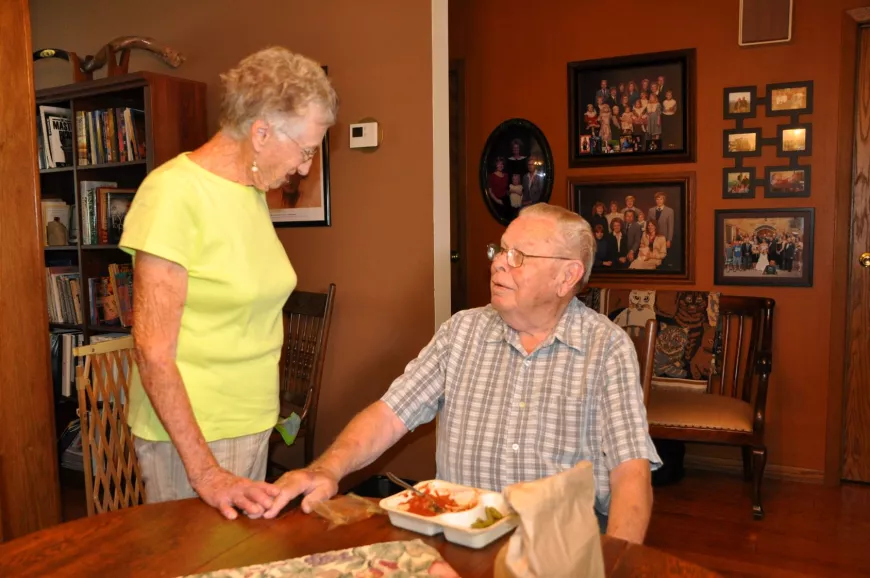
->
[397,485,476,517]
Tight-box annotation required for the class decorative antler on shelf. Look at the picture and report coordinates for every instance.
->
[33,37,185,83]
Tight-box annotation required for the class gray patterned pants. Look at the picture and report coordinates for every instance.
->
[134,429,272,503]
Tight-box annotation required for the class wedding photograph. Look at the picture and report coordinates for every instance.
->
[714,208,814,287]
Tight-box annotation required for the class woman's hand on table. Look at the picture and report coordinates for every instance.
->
[262,467,339,519]
[191,465,281,520]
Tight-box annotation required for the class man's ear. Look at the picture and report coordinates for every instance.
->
[250,119,270,154]
[558,262,584,297]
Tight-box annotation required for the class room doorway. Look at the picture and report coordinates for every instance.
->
[448,59,468,314]
[842,24,870,484]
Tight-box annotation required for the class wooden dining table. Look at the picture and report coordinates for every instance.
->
[0,498,718,577]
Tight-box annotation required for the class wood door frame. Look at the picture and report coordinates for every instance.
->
[0,0,63,536]
[449,58,468,314]
[825,7,870,486]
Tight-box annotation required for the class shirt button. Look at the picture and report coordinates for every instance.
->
[512,443,519,451]
[519,401,526,408]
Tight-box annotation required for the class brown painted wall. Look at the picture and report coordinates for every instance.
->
[31,0,438,483]
[451,0,865,473]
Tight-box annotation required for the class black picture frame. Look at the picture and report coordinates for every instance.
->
[478,118,555,226]
[268,66,331,227]
[723,166,757,199]
[723,127,763,158]
[765,80,814,117]
[714,207,814,287]
[567,48,696,168]
[567,172,695,284]
[777,122,812,157]
[723,85,758,119]
[764,165,811,198]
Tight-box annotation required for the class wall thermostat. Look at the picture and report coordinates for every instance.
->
[349,122,379,149]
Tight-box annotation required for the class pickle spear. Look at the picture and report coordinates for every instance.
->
[470,506,505,528]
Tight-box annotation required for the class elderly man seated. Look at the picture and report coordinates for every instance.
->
[263,203,661,543]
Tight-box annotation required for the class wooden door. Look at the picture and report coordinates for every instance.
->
[843,26,870,483]
[448,59,467,313]
[0,0,63,536]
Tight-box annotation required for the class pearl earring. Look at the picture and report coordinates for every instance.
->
[251,160,259,173]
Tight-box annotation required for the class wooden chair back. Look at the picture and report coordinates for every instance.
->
[74,335,145,516]
[628,319,658,407]
[708,296,775,427]
[279,283,336,464]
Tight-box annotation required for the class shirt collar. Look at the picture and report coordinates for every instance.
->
[484,299,586,354]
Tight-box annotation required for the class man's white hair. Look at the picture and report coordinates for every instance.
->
[518,203,595,290]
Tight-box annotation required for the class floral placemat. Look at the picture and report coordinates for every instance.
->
[181,539,460,578]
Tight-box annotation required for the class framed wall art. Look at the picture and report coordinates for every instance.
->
[714,207,814,287]
[723,127,763,158]
[764,166,811,198]
[765,80,813,116]
[567,172,695,284]
[266,132,331,227]
[479,118,554,226]
[266,66,332,227]
[721,79,814,200]
[776,122,812,157]
[567,48,696,168]
[723,85,758,119]
[723,166,757,199]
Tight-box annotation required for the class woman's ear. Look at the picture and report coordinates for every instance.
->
[249,119,270,153]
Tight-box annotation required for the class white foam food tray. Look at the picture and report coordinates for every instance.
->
[378,479,517,549]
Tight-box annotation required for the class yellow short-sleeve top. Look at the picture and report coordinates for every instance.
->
[119,153,297,442]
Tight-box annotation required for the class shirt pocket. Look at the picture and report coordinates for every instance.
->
[529,391,589,462]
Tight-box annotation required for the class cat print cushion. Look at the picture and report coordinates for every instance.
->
[581,289,721,384]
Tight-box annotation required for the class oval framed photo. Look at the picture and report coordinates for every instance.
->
[478,118,554,226]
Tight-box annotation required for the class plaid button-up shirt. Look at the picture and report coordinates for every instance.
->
[381,298,661,514]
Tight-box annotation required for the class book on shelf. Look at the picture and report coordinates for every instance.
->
[38,105,74,169]
[88,262,133,328]
[79,181,137,245]
[49,328,83,398]
[46,266,83,325]
[75,107,146,166]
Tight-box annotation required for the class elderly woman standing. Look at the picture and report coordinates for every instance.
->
[119,47,338,520]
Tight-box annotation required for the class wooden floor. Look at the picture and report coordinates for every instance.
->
[647,470,870,577]
[61,469,870,577]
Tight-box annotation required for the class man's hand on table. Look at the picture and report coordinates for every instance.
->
[191,465,281,520]
[262,466,339,519]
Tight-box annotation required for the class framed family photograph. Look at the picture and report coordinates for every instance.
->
[765,166,811,198]
[567,48,696,168]
[777,123,812,156]
[567,172,695,284]
[479,118,555,225]
[765,80,813,116]
[714,207,814,287]
[724,85,758,119]
[266,132,331,227]
[723,127,762,158]
[723,167,757,199]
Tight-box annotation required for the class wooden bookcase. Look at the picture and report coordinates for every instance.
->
[38,71,207,343]
[36,72,207,514]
